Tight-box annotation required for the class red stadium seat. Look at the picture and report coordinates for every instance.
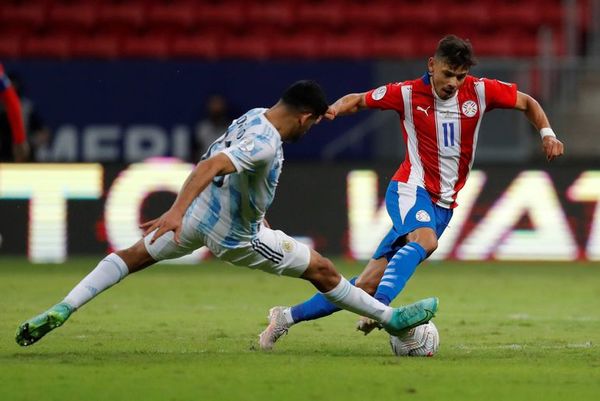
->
[543,2,565,26]
[97,3,145,35]
[222,35,271,59]
[171,35,220,59]
[369,34,416,58]
[22,35,71,59]
[512,34,539,57]
[146,3,196,34]
[473,34,516,57]
[121,34,169,58]
[399,3,441,30]
[195,2,244,31]
[0,0,583,59]
[0,3,48,32]
[446,3,491,31]
[495,3,542,32]
[246,2,294,29]
[410,34,444,57]
[271,34,320,59]
[578,0,592,30]
[296,2,344,30]
[319,34,368,59]
[344,2,397,31]
[47,3,97,33]
[71,35,120,59]
[552,30,567,56]
[0,35,22,59]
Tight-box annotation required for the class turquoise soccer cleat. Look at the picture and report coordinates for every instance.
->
[383,297,438,336]
[16,302,75,346]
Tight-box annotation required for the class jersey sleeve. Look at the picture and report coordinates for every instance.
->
[221,133,276,173]
[364,83,404,113]
[482,78,518,110]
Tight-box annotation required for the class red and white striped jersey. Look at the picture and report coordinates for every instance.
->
[365,74,517,208]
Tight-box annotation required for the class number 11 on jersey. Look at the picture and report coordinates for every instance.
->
[442,122,455,147]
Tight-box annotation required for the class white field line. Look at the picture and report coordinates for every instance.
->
[453,342,594,351]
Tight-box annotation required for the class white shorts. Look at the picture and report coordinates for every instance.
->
[143,220,311,278]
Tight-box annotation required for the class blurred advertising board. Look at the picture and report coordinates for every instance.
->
[0,160,598,263]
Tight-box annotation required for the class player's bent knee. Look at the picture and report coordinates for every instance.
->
[302,251,340,292]
[116,240,156,274]
[312,254,337,280]
[420,237,438,255]
[408,229,438,255]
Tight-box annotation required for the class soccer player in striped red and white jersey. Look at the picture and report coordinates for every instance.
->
[259,35,564,349]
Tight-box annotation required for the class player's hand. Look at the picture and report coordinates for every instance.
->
[139,208,184,245]
[356,316,382,336]
[324,106,337,121]
[542,136,564,161]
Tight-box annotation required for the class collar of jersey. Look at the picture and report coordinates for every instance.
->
[260,109,283,145]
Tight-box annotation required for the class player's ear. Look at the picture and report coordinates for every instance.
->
[428,57,434,74]
[298,112,313,126]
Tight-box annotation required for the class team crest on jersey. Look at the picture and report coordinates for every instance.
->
[238,137,255,152]
[461,100,478,117]
[415,210,431,222]
[372,86,387,101]
[282,240,295,253]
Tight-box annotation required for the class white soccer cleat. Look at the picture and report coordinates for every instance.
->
[356,316,383,336]
[258,306,291,350]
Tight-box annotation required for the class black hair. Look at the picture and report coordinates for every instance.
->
[435,35,477,69]
[280,80,329,116]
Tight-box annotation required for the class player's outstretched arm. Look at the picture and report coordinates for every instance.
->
[325,92,368,120]
[140,153,236,244]
[514,91,564,161]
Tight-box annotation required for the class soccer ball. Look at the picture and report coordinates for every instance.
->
[389,321,439,357]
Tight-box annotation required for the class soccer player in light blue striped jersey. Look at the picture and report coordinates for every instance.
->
[16,80,438,348]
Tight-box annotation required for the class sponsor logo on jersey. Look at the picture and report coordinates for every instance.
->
[462,100,478,117]
[372,86,387,101]
[282,239,295,253]
[416,105,430,116]
[415,210,431,222]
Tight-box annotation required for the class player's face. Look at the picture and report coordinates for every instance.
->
[288,114,322,143]
[428,57,469,100]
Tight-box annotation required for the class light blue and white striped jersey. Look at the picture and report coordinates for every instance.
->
[191,108,284,248]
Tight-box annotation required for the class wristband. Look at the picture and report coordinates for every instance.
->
[540,127,556,139]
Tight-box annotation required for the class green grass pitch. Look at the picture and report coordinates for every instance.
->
[1,257,599,401]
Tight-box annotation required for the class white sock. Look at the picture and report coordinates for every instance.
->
[282,308,295,326]
[322,277,393,323]
[63,253,129,309]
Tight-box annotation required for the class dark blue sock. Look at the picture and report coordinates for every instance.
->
[374,242,427,305]
[290,277,357,323]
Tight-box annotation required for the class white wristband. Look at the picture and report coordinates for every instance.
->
[540,127,556,139]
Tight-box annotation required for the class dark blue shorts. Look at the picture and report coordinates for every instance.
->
[373,181,453,261]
